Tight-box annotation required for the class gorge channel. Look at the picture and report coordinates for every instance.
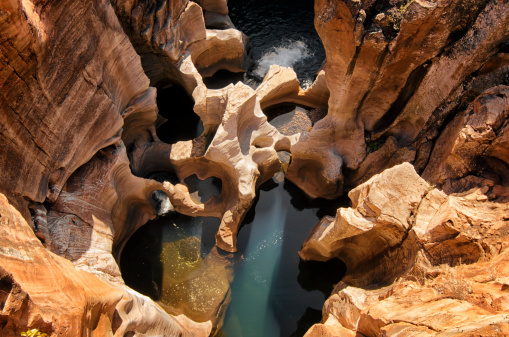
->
[120,2,340,334]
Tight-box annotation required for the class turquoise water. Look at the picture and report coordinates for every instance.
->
[221,181,345,337]
[121,179,346,337]
[222,184,286,337]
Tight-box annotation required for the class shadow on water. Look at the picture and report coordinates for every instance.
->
[298,259,347,297]
[121,173,348,337]
[289,307,323,337]
[120,218,164,300]
[155,83,204,144]
[203,69,246,89]
[184,175,222,205]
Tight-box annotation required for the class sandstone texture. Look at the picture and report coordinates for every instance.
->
[1,0,509,335]
[301,161,509,335]
[0,193,210,336]
[0,0,258,334]
[287,0,509,199]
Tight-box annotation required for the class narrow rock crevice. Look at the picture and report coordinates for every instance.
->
[371,60,431,136]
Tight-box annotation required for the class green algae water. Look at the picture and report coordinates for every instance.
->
[121,178,346,336]
[121,0,345,331]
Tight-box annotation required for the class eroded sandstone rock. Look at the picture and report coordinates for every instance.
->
[2,0,509,335]
[0,0,244,333]
[163,82,297,252]
[422,86,509,195]
[287,0,509,199]
[301,162,509,335]
[0,192,211,337]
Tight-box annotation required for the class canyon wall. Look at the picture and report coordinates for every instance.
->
[0,0,508,335]
[0,0,254,334]
[287,0,509,199]
[296,0,509,335]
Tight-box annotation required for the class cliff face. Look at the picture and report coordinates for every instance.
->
[287,0,509,199]
[0,0,508,336]
[295,1,509,334]
[0,0,250,334]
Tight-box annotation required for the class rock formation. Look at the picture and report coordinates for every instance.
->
[287,0,509,199]
[0,192,210,336]
[1,0,508,335]
[302,162,509,335]
[300,84,509,335]
[0,0,260,334]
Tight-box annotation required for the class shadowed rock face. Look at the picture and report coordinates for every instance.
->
[1,0,509,335]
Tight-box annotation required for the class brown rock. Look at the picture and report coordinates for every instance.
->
[299,163,429,273]
[303,317,356,337]
[188,28,250,78]
[0,0,144,203]
[164,82,294,252]
[302,161,509,335]
[422,86,509,194]
[0,192,210,336]
[287,0,509,199]
[0,0,249,333]
[256,65,329,110]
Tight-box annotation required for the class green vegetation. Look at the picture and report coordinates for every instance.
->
[367,141,380,152]
[399,0,414,14]
[20,329,48,337]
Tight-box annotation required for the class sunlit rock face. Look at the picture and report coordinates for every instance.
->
[1,0,509,334]
[287,0,509,199]
[300,82,509,337]
[300,95,509,335]
[0,0,256,334]
[0,193,211,337]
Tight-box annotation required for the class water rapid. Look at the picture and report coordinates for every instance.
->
[252,40,312,82]
[228,0,325,87]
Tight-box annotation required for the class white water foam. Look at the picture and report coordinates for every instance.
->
[252,40,312,80]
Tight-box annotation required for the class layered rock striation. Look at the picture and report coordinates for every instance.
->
[300,85,509,335]
[1,0,509,335]
[302,162,509,335]
[287,0,509,199]
[0,0,260,334]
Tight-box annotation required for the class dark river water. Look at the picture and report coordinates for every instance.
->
[121,179,346,337]
[228,0,326,87]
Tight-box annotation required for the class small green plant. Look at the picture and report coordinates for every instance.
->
[399,0,414,13]
[367,141,380,151]
[20,329,47,337]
